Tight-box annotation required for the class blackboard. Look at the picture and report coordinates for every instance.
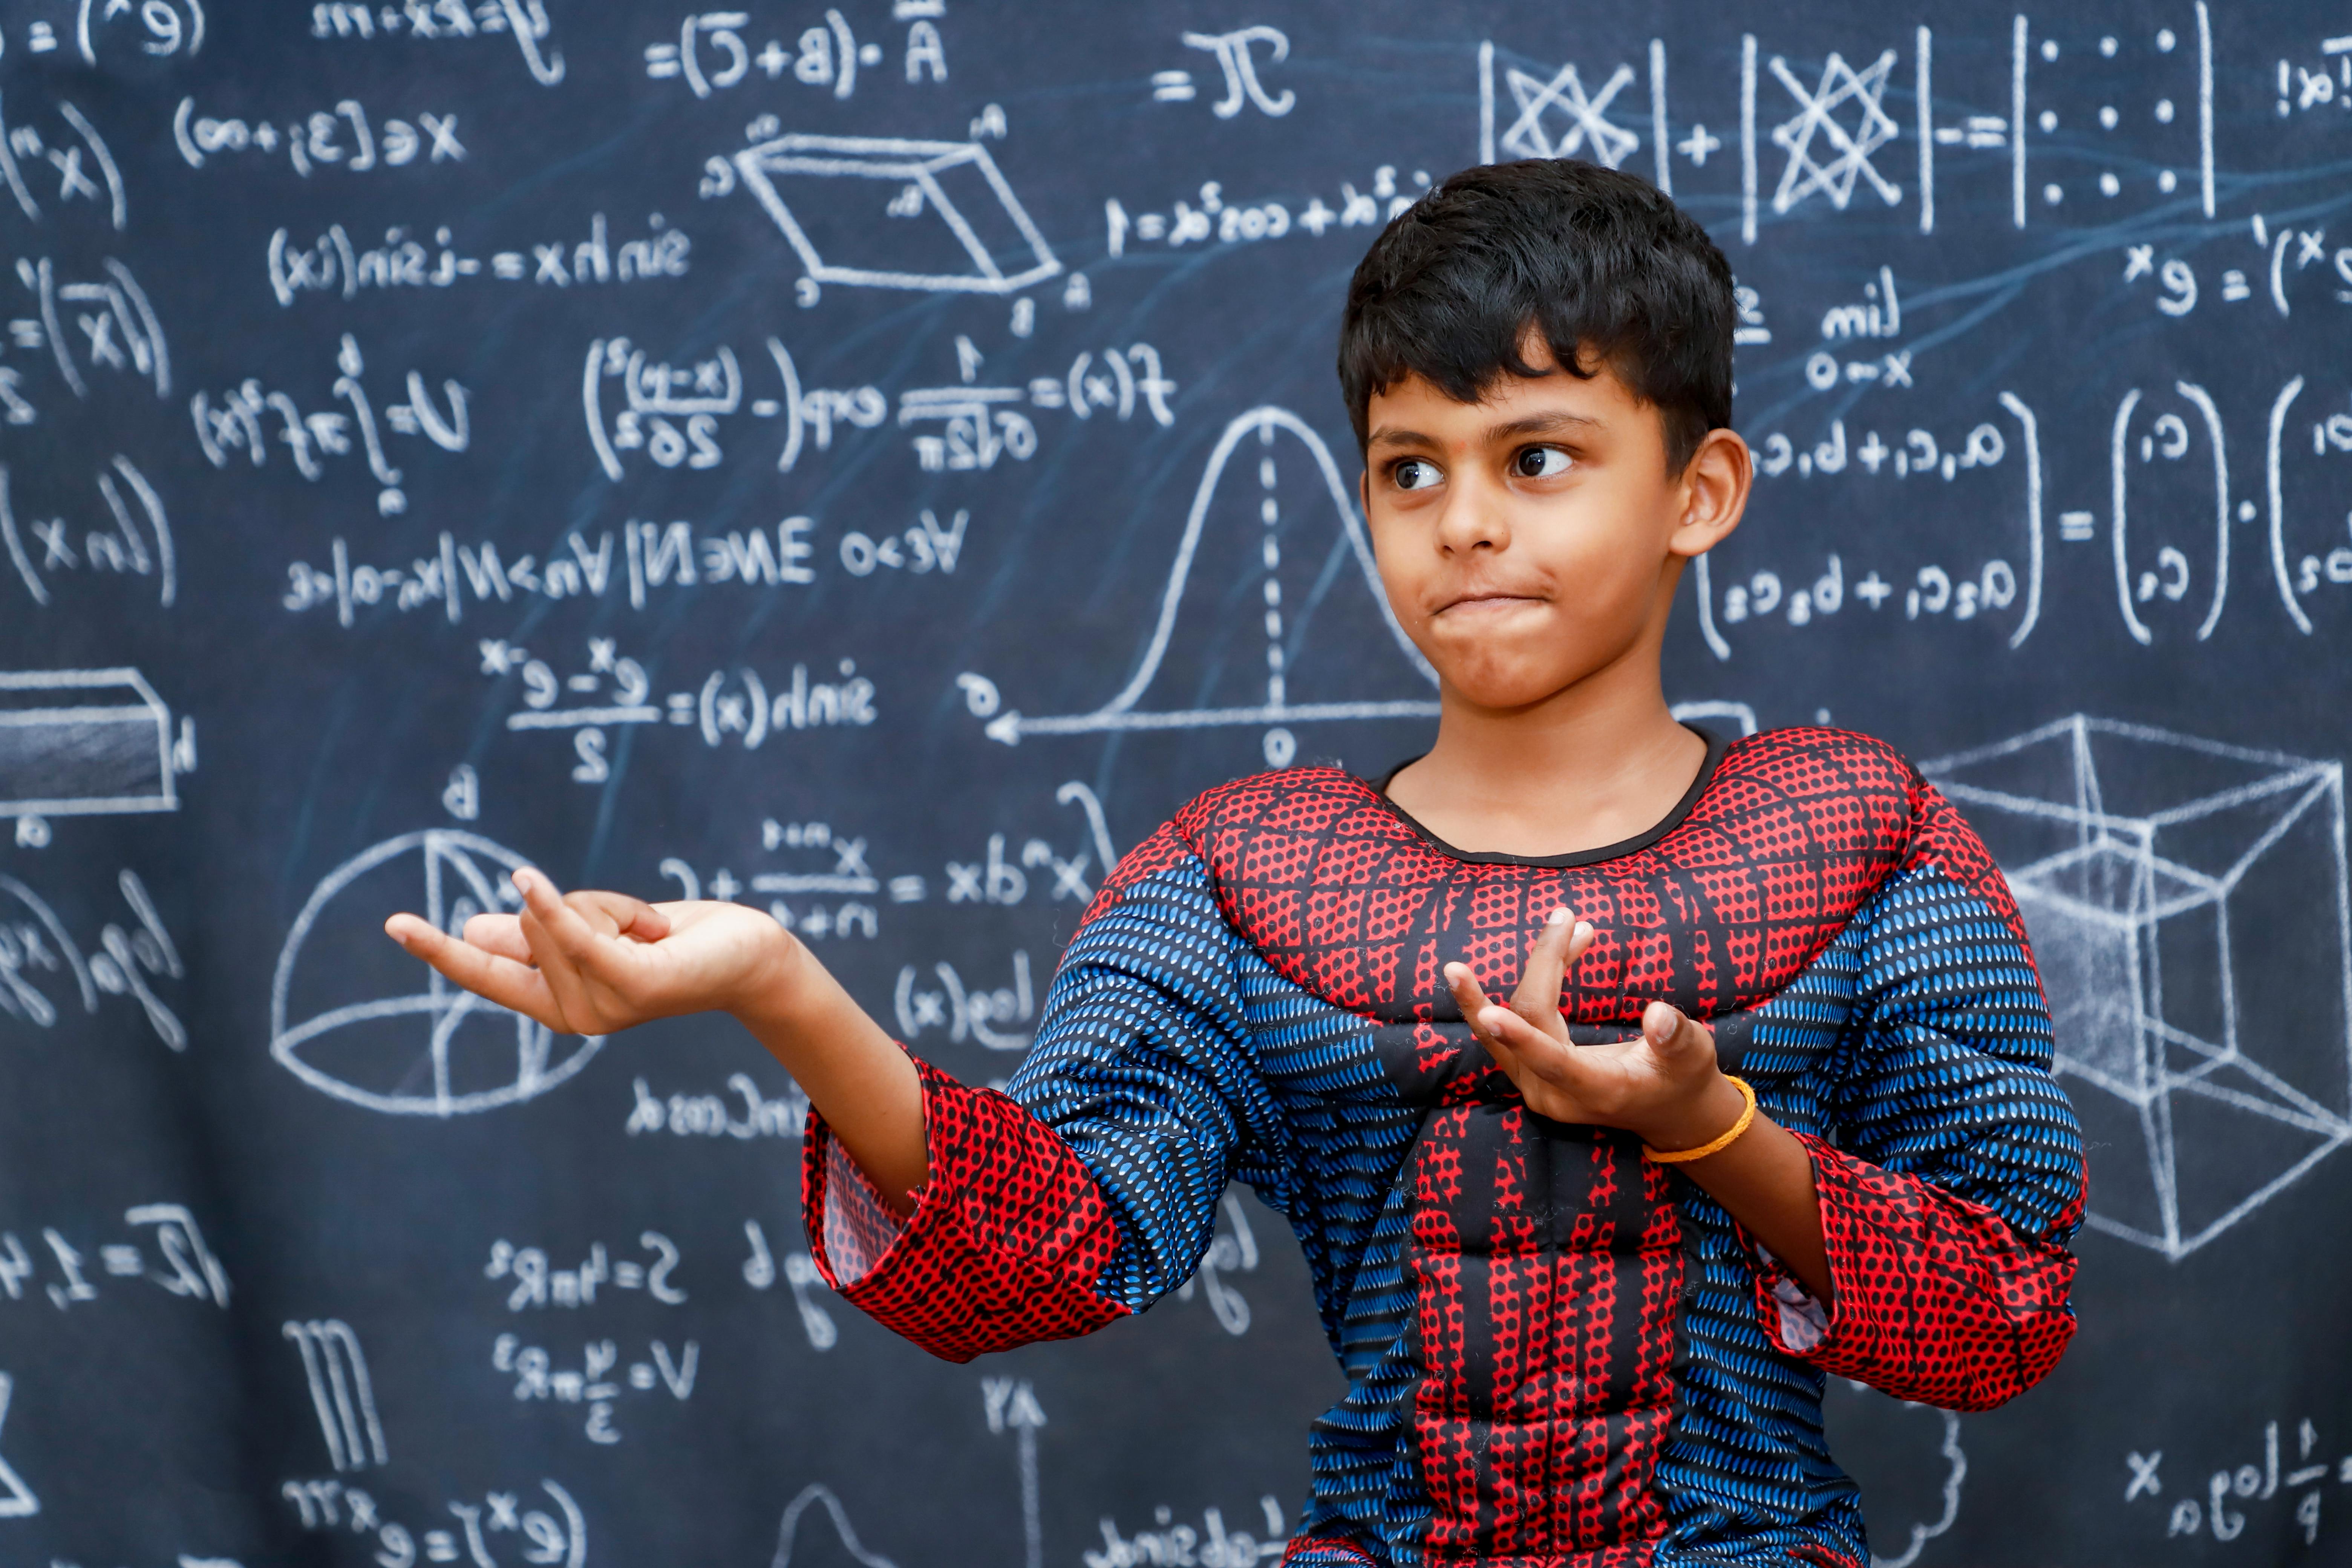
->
[1,2,2347,1563]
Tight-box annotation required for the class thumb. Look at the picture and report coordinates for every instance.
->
[568,889,671,942]
[1641,1000,1717,1070]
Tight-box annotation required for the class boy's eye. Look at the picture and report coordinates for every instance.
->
[1392,458,1443,491]
[1513,446,1574,479]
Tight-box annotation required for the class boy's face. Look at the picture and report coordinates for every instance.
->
[1359,339,1747,713]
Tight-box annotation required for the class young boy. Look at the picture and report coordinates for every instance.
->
[387,159,2084,1568]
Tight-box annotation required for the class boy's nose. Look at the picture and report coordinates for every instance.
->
[1435,485,1511,554]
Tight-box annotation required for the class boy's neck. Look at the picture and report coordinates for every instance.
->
[1384,637,1709,859]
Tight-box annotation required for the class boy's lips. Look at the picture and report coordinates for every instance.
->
[1436,592,1547,616]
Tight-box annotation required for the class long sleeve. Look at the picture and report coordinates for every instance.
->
[1748,776,2086,1412]
[801,1054,1132,1361]
[801,828,1286,1361]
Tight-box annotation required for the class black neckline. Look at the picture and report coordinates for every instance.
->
[1367,724,1730,868]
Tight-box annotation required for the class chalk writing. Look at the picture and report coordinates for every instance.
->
[192,333,466,516]
[486,1232,688,1310]
[279,1476,585,1568]
[1085,1497,1291,1568]
[492,1333,698,1446]
[0,1203,227,1311]
[0,867,184,1044]
[267,213,686,306]
[2125,1419,2352,1547]
[174,97,464,174]
[307,1,563,87]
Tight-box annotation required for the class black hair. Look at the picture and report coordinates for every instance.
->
[1337,159,1735,473]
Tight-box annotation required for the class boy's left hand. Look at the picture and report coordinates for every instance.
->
[1443,908,1748,1153]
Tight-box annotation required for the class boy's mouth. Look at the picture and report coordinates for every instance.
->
[1436,592,1546,617]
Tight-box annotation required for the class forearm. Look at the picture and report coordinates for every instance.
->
[1648,1074,1832,1304]
[729,929,926,1210]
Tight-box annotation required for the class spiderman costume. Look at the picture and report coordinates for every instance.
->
[802,726,2086,1567]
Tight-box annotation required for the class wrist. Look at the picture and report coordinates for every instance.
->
[724,921,816,1033]
[1637,1070,1748,1154]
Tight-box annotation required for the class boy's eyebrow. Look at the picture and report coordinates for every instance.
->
[1366,409,1606,450]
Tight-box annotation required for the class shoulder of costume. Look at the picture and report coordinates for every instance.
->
[1719,723,2027,942]
[1077,766,1401,921]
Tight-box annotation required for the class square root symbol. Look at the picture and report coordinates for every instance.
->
[1925,716,2352,1261]
[733,133,1060,295]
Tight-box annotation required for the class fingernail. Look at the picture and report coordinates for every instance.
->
[1547,907,1570,925]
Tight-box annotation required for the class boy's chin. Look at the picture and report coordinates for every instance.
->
[1437,664,1599,714]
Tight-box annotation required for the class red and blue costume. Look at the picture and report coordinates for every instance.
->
[804,728,2085,1566]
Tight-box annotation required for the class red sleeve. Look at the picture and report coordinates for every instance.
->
[1749,1132,2080,1412]
[799,1054,1132,1362]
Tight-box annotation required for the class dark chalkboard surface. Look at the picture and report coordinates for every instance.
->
[1,3,2346,1564]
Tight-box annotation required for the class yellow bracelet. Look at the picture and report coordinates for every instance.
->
[1643,1075,1758,1164]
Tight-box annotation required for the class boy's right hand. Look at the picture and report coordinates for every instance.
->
[384,866,790,1036]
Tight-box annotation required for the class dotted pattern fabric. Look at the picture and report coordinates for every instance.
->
[1759,1131,2079,1409]
[800,1054,1131,1359]
[797,728,2084,1568]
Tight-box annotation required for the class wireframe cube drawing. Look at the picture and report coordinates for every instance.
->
[733,134,1061,294]
[0,668,178,818]
[1923,716,2352,1260]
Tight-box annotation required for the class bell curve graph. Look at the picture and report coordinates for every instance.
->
[972,406,1442,767]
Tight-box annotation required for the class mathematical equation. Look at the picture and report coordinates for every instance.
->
[281,1476,585,1568]
[486,1232,689,1311]
[0,868,185,1044]
[1104,163,1427,256]
[625,1072,807,1141]
[175,97,465,175]
[641,5,949,98]
[193,334,466,516]
[477,635,877,787]
[2125,1419,2352,1548]
[0,94,125,229]
[481,1219,834,1442]
[0,454,174,611]
[1477,14,2233,243]
[0,1204,227,1312]
[266,213,687,306]
[305,0,565,88]
[491,1333,698,1446]
[0,254,168,420]
[584,333,1174,482]
[1710,370,2352,655]
[0,1,204,68]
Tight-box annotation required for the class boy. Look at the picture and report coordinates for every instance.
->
[387,159,2084,1568]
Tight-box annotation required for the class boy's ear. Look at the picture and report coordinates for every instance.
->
[1666,427,1752,560]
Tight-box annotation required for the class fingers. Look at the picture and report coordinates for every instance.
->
[1507,908,1571,1018]
[459,911,532,962]
[459,894,668,956]
[1446,952,1587,1096]
[562,889,671,942]
[1442,960,1496,1034]
[382,913,562,1027]
[1474,1001,1581,1086]
[617,897,671,941]
[513,868,603,961]
[522,868,651,1025]
[1507,907,1596,1028]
